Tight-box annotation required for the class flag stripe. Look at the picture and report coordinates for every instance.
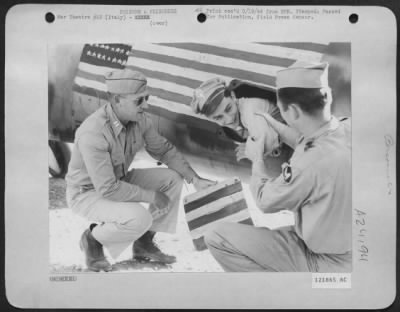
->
[257,42,329,54]
[210,43,324,63]
[127,55,240,87]
[184,181,242,213]
[76,69,105,83]
[189,209,251,239]
[72,84,108,100]
[147,97,210,120]
[76,68,197,101]
[76,65,197,103]
[146,77,194,98]
[74,77,107,92]
[78,62,113,76]
[157,43,294,67]
[147,86,192,106]
[130,49,277,87]
[188,199,248,230]
[184,177,241,203]
[126,64,201,89]
[130,43,285,77]
[127,55,273,91]
[72,42,331,122]
[185,191,245,222]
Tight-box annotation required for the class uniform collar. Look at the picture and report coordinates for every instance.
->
[105,102,125,136]
[299,116,339,144]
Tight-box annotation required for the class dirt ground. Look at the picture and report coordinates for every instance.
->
[49,150,294,273]
[49,177,224,273]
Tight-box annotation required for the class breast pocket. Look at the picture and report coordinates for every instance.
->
[111,150,125,180]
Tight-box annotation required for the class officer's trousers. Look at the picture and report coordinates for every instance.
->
[204,222,352,272]
[68,168,183,259]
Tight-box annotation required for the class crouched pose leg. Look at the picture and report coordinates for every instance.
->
[70,193,153,272]
[204,222,311,272]
[123,167,184,264]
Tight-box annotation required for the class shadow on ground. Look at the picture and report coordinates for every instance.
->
[50,259,171,273]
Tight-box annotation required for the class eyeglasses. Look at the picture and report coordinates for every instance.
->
[135,95,149,106]
[119,94,149,106]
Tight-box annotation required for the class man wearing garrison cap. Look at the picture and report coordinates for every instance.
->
[205,62,352,272]
[66,69,216,271]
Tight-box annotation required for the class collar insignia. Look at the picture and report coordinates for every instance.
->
[304,140,314,151]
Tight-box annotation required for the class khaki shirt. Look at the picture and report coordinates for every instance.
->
[251,117,351,254]
[237,97,281,155]
[66,103,195,207]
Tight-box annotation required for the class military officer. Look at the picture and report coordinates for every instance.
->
[66,69,215,272]
[204,62,352,272]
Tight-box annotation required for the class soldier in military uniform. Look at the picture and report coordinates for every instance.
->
[66,69,215,272]
[204,62,352,272]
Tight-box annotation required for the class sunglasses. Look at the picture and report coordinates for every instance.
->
[135,95,149,106]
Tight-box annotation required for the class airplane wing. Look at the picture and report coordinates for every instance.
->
[71,42,329,126]
[48,41,336,177]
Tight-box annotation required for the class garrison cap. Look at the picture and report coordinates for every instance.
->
[105,69,148,95]
[276,61,329,89]
[191,77,226,114]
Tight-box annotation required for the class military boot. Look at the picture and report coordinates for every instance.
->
[133,231,176,264]
[80,225,112,272]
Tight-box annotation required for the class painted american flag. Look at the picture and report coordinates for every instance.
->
[183,177,252,251]
[72,42,329,122]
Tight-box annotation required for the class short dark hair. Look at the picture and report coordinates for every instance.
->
[226,79,277,103]
[277,87,332,115]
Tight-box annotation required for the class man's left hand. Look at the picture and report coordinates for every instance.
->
[192,176,217,191]
[245,135,265,163]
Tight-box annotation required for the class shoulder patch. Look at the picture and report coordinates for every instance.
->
[282,163,292,183]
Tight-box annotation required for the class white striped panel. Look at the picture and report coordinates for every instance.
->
[127,56,274,89]
[78,62,198,97]
[78,62,114,76]
[130,43,285,76]
[76,73,195,98]
[79,56,275,91]
[212,43,325,63]
[190,209,252,239]
[184,177,240,203]
[185,191,245,222]
[77,57,276,96]
[74,77,107,91]
[146,77,193,97]
[73,78,212,121]
[77,66,196,98]
[127,56,234,85]
[147,97,212,121]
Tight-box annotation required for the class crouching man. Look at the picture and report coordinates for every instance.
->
[204,62,352,272]
[66,69,215,271]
